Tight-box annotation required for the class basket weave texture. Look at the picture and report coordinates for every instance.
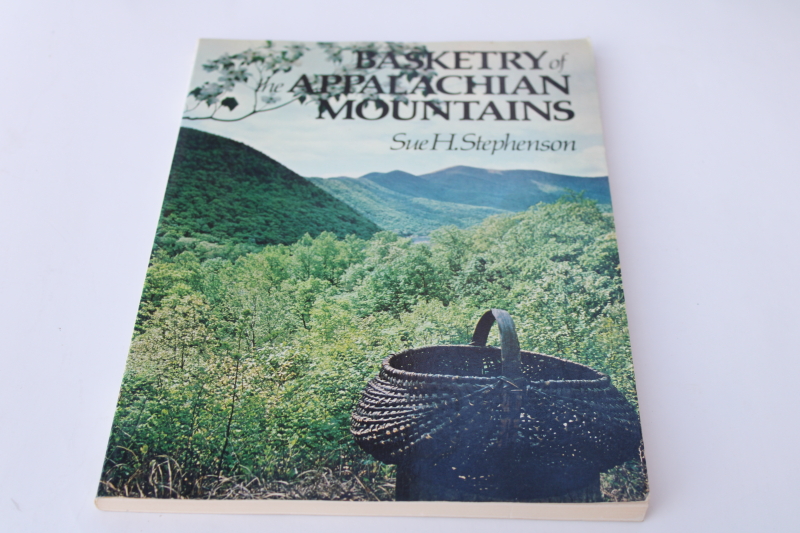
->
[351,309,642,500]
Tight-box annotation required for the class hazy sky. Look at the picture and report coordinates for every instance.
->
[184,39,608,178]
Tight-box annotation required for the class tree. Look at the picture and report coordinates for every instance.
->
[183,41,435,122]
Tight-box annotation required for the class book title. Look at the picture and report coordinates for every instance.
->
[287,49,575,122]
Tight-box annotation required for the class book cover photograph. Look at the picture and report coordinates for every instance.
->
[96,39,648,520]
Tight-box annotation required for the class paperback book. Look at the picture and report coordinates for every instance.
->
[96,39,648,521]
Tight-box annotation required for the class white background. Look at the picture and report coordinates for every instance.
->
[2,1,799,532]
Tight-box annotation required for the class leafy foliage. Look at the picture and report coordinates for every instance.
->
[100,196,645,502]
[184,41,434,122]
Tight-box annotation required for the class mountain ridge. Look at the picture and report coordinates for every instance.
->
[310,166,611,235]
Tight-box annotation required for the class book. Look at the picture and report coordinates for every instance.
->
[95,38,648,521]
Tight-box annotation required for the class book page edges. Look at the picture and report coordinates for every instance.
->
[95,496,648,521]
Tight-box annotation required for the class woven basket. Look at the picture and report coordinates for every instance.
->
[351,309,642,501]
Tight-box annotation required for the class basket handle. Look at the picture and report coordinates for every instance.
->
[470,309,523,379]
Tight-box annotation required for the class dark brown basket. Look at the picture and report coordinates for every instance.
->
[351,309,642,501]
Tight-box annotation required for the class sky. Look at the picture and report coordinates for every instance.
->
[183,39,609,178]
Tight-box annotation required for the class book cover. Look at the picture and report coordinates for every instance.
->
[96,39,648,520]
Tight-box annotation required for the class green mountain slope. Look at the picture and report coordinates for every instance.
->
[154,128,380,257]
[309,177,508,236]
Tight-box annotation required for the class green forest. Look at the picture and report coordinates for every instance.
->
[99,193,646,502]
[154,128,380,258]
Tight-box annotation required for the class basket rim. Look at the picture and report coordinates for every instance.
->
[382,344,611,388]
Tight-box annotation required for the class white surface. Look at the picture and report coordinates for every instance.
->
[2,1,799,532]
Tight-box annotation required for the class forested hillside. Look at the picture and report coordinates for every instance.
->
[154,128,380,258]
[100,197,646,503]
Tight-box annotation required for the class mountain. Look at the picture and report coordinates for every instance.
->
[369,166,611,211]
[308,177,508,236]
[154,128,380,257]
[310,166,610,236]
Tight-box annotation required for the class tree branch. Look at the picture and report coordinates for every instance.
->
[182,96,302,122]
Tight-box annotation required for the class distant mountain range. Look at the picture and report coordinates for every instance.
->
[309,167,610,236]
[155,128,612,258]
